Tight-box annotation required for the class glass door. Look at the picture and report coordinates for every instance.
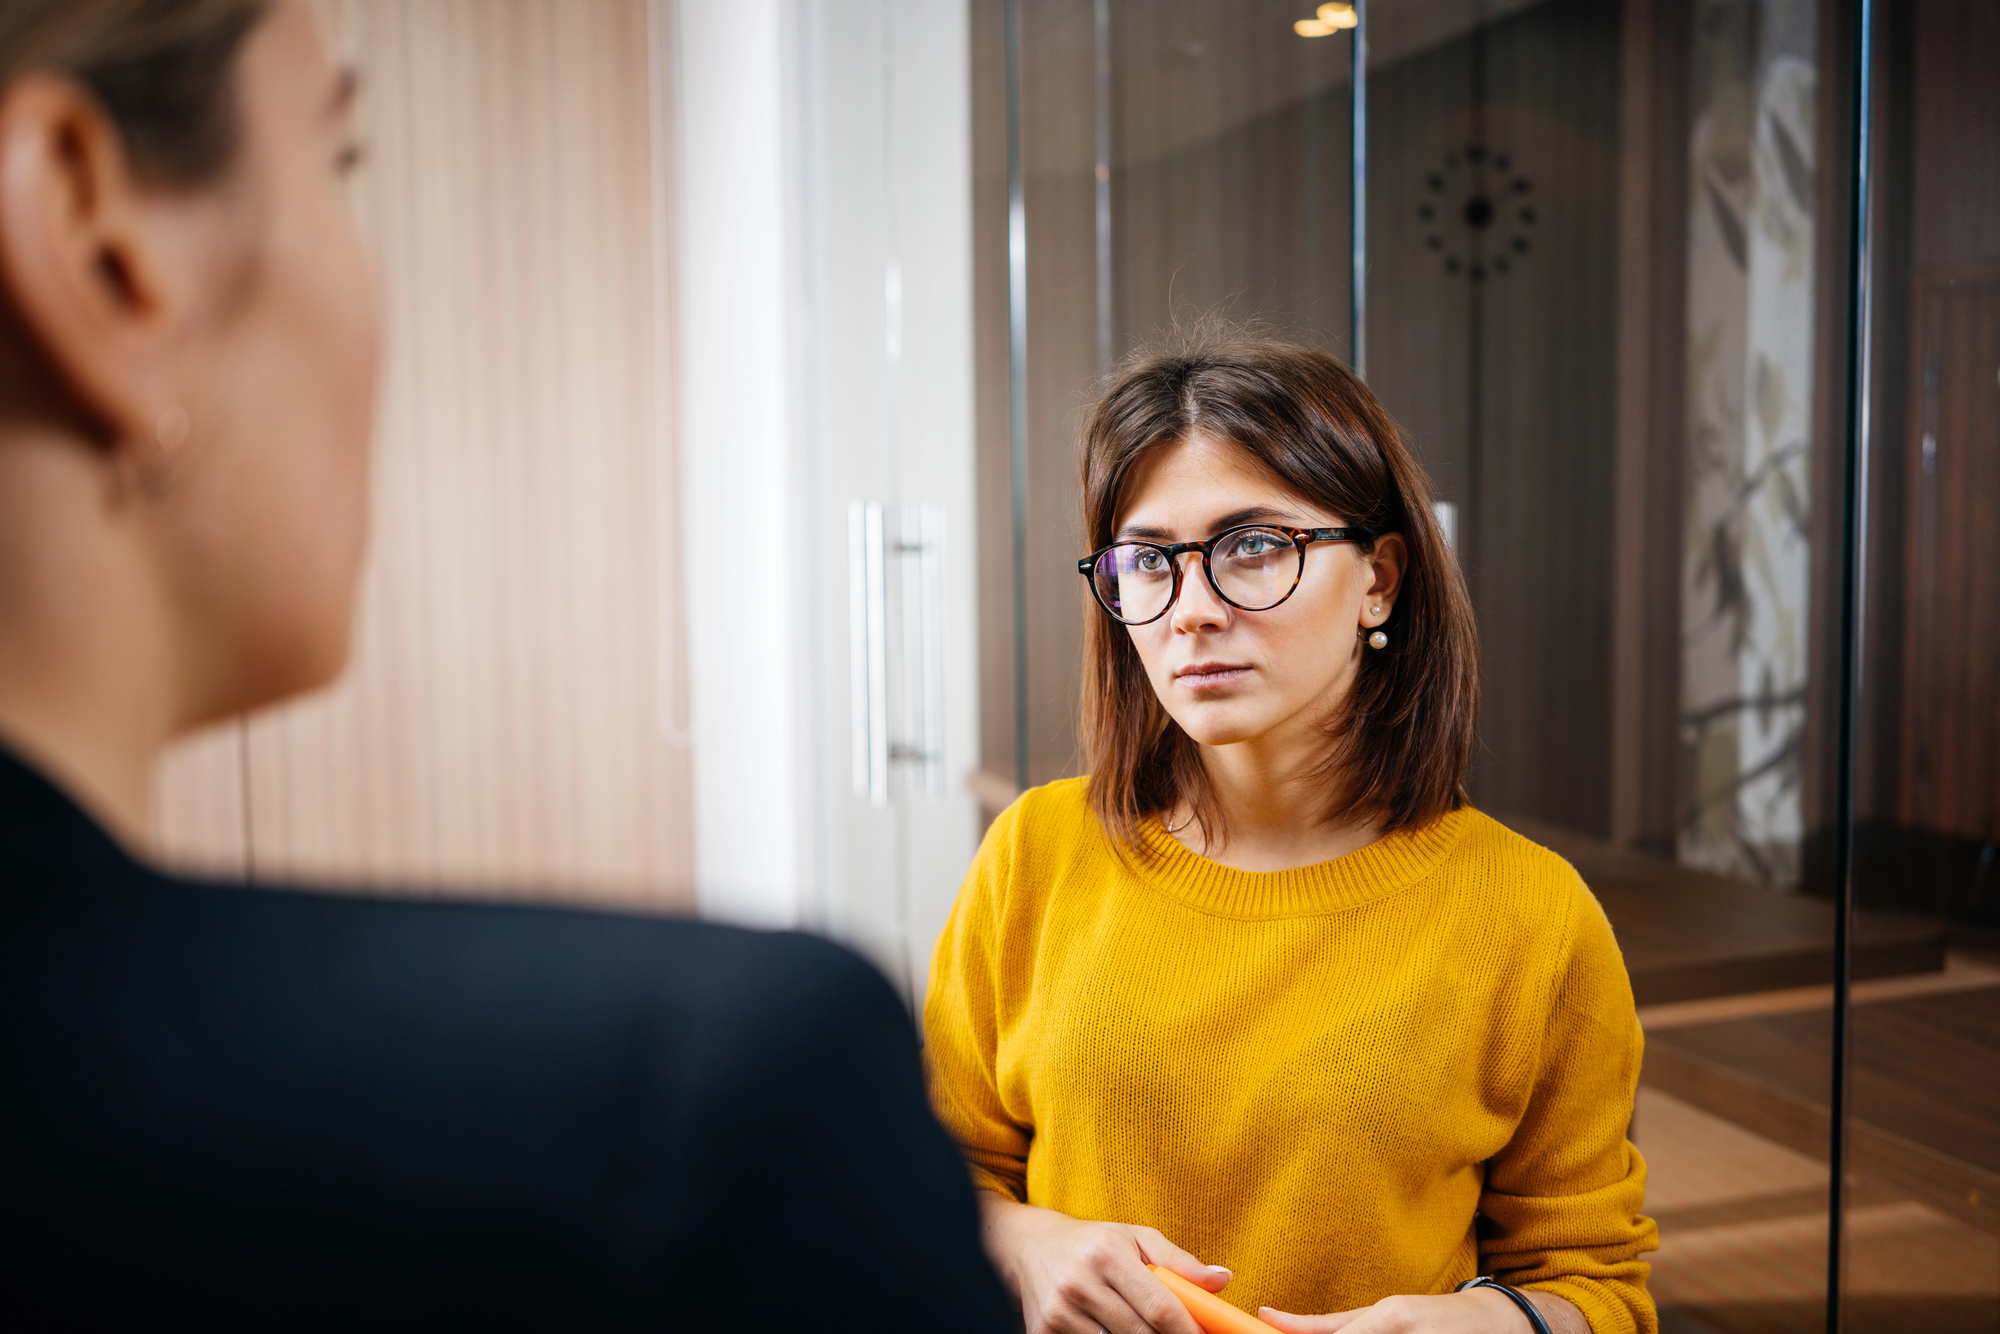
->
[975,1,1999,1328]
[1838,2,2000,1330]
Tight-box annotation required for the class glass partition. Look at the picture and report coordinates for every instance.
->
[973,2,1998,1330]
[1839,2,2000,1331]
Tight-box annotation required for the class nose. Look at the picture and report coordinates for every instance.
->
[1168,551,1230,634]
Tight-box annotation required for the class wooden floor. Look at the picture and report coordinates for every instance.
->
[1642,980,2000,1236]
[1638,1086,2000,1334]
[1501,817,1948,1005]
[1496,819,1998,1325]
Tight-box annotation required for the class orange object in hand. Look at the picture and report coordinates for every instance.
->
[1147,1264,1276,1334]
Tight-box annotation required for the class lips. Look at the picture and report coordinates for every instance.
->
[1174,662,1252,689]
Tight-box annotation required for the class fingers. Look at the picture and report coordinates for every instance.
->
[1031,1226,1200,1334]
[1036,1268,1194,1334]
[1132,1224,1233,1293]
[1103,1258,1204,1334]
[1257,1307,1364,1333]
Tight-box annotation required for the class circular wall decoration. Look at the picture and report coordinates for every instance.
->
[1419,143,1534,281]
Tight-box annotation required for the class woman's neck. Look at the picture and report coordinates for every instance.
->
[1170,726,1383,873]
[0,429,182,850]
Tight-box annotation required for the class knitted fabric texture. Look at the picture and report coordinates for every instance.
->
[923,778,1658,1334]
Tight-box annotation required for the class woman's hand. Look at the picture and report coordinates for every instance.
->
[978,1192,1228,1334]
[1259,1287,1587,1334]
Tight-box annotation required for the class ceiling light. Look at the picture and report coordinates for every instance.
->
[1294,17,1335,36]
[1317,2,1359,27]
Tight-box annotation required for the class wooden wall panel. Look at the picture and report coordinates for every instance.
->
[1364,0,1623,836]
[1888,0,2000,845]
[1897,269,2000,843]
[1611,0,1689,854]
[1909,0,2000,273]
[152,0,692,910]
[1111,9,1352,358]
[1017,0,1096,789]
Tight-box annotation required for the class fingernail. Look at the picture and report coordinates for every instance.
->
[1209,1266,1232,1277]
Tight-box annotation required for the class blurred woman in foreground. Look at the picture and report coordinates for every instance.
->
[0,3,1010,1327]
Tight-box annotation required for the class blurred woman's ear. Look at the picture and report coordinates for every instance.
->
[0,71,212,459]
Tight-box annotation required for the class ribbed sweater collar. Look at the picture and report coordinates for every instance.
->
[1134,805,1475,918]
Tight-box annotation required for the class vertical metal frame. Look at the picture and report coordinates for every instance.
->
[881,2,903,493]
[849,499,890,805]
[646,0,690,750]
[1094,0,1112,377]
[1350,0,1367,378]
[849,499,872,796]
[1004,0,1030,792]
[899,500,949,798]
[1828,0,1877,1326]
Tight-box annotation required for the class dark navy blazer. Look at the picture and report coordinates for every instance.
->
[0,747,1013,1331]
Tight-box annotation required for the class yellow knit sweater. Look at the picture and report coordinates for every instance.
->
[923,778,1657,1334]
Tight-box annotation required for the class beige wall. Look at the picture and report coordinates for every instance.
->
[153,0,693,912]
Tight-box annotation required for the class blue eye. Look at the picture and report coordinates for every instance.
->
[1232,532,1282,557]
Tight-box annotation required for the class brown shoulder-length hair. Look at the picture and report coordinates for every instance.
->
[1,0,269,188]
[1080,326,1479,853]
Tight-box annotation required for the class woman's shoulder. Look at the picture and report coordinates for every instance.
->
[950,777,1106,941]
[1447,809,1587,883]
[1439,808,1613,941]
[985,775,1096,847]
[965,776,1109,900]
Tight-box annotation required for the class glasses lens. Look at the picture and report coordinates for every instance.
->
[1093,543,1176,623]
[1210,526,1301,610]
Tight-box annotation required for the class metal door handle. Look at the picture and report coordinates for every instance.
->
[849,500,889,805]
[850,499,946,804]
[897,501,946,798]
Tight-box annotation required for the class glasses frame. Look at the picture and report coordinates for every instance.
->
[1076,524,1375,626]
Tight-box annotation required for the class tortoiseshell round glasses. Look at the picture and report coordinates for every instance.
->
[1077,523,1373,626]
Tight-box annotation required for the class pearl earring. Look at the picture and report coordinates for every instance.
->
[1368,630,1388,650]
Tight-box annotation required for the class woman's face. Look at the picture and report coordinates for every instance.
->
[1113,435,1403,756]
[162,0,380,723]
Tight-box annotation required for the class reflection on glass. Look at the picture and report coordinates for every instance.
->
[980,1,1999,1330]
[1843,1,2000,1330]
[1680,0,1818,889]
[1109,1,1354,357]
[984,0,1359,790]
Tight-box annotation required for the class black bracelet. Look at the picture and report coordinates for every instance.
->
[1456,1277,1555,1334]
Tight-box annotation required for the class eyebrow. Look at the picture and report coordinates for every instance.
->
[1116,504,1305,541]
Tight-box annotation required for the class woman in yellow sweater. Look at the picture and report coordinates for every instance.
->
[924,332,1656,1334]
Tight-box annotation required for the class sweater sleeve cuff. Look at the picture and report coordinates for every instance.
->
[968,1164,1026,1203]
[1520,1276,1654,1334]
